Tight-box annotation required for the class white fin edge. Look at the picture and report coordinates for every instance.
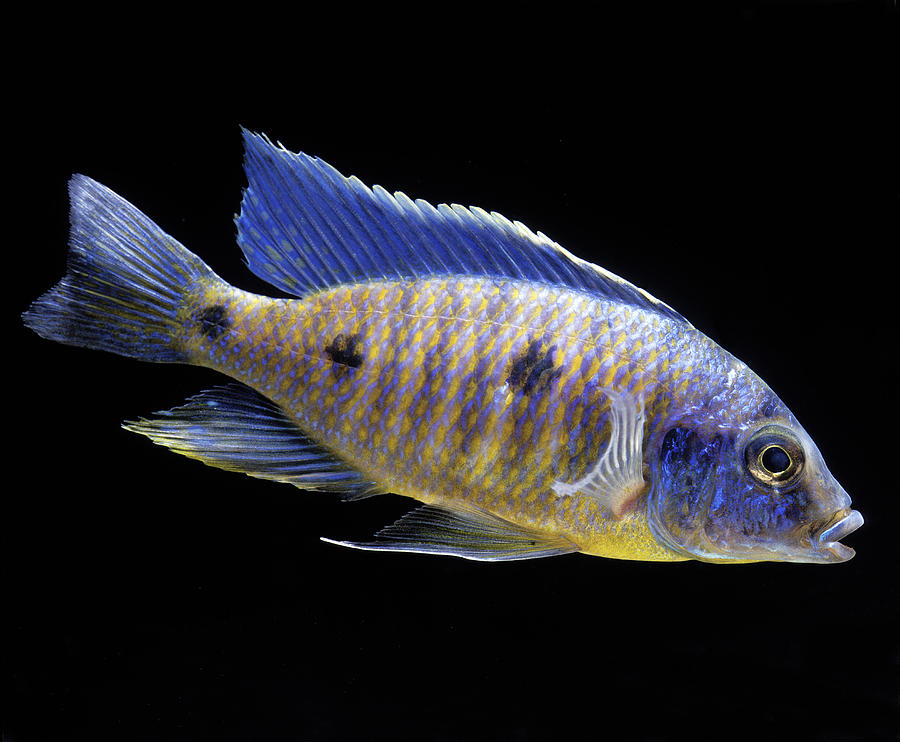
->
[319,504,578,561]
[318,537,574,562]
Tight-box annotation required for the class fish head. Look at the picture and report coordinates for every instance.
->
[646,404,863,564]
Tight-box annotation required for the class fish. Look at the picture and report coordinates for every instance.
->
[22,129,863,564]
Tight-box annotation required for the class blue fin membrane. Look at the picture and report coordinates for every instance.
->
[236,130,685,323]
[123,384,380,498]
[23,175,215,362]
[322,505,578,561]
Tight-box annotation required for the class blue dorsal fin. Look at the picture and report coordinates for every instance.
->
[236,129,685,323]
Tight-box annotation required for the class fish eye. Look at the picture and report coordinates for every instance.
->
[744,426,804,487]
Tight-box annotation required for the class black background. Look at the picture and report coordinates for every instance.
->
[7,3,898,740]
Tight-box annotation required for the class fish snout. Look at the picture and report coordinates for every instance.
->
[811,509,864,562]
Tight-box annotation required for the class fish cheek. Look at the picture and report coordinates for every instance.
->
[647,427,726,558]
[705,475,809,548]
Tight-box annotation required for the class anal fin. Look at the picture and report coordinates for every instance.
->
[322,505,578,561]
[552,389,647,518]
[123,383,381,499]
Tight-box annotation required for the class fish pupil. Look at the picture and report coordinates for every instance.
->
[761,445,791,474]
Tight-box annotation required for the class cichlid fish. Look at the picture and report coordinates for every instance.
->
[23,130,863,564]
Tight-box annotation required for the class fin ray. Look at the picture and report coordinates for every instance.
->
[323,505,577,561]
[552,390,647,518]
[123,384,380,497]
[236,130,686,324]
[22,175,215,362]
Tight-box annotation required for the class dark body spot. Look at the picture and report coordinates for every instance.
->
[196,305,230,341]
[507,339,561,395]
[325,333,364,373]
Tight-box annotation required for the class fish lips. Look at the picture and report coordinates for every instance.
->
[810,509,865,562]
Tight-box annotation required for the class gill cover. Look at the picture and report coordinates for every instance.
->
[648,421,862,564]
[647,427,730,561]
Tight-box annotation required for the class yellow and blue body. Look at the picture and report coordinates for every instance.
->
[23,130,862,564]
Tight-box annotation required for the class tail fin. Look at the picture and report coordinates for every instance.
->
[23,175,218,362]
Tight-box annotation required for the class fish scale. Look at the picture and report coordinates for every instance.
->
[179,269,726,555]
[23,131,862,563]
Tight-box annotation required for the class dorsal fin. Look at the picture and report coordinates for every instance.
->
[235,129,686,323]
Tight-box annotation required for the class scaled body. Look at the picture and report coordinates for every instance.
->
[24,131,862,564]
[184,275,743,560]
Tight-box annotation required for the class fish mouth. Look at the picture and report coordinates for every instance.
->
[810,509,864,562]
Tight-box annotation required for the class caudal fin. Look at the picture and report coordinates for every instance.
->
[23,175,218,362]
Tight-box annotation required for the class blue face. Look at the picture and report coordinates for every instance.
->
[646,413,863,564]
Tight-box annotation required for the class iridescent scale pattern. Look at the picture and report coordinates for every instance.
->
[181,274,765,559]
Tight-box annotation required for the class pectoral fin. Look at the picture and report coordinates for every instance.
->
[552,390,647,518]
[322,505,577,561]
